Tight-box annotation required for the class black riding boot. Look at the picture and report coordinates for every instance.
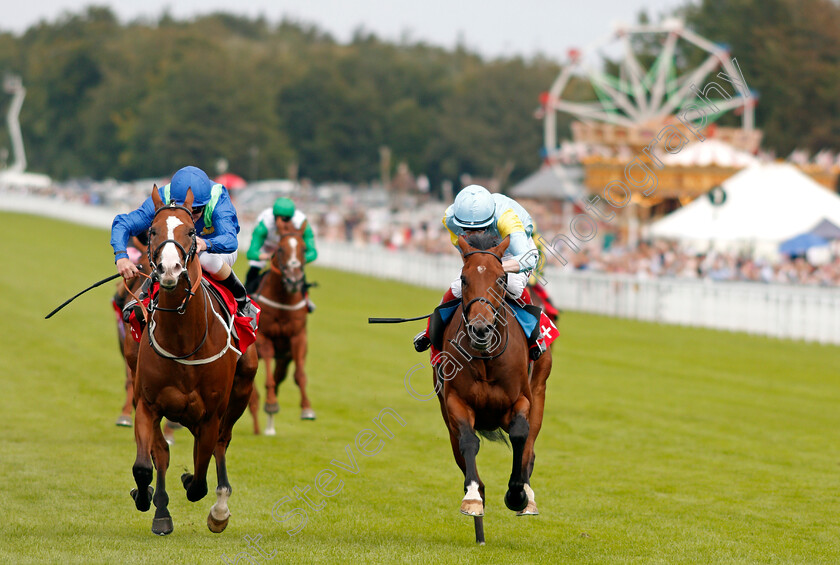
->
[219,271,259,330]
[527,324,546,361]
[122,277,153,324]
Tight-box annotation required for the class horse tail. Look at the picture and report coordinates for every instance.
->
[476,429,511,448]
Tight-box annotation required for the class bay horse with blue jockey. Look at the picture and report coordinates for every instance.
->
[126,185,258,535]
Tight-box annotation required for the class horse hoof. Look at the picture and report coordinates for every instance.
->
[130,486,154,512]
[264,402,280,414]
[207,511,230,533]
[181,473,193,490]
[460,499,484,517]
[300,408,316,420]
[504,489,528,512]
[152,516,174,535]
[115,415,132,427]
[516,501,539,516]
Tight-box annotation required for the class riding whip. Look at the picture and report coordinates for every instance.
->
[45,266,144,319]
[368,314,431,324]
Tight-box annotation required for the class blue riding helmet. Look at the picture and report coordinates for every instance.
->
[168,166,214,207]
[452,185,495,229]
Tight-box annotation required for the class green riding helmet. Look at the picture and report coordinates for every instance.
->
[273,198,295,218]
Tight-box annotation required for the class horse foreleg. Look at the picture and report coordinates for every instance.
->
[181,418,219,502]
[131,399,155,512]
[290,332,314,419]
[150,420,173,535]
[259,340,279,414]
[208,441,232,533]
[248,387,260,435]
[504,396,530,513]
[446,394,484,517]
[116,359,134,426]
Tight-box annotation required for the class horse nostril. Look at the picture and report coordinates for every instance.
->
[470,324,490,340]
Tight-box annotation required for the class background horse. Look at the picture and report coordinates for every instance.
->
[113,236,149,428]
[129,186,258,536]
[252,220,313,434]
[434,233,551,544]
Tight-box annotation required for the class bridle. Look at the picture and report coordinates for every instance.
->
[451,249,510,361]
[268,232,305,294]
[146,203,200,315]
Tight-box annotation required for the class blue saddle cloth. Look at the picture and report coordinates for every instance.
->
[436,299,538,337]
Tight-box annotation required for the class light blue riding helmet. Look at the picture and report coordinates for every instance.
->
[452,185,495,229]
[168,166,214,207]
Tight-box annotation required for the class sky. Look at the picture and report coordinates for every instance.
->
[1,0,692,62]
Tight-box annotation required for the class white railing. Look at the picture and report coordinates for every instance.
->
[318,242,840,345]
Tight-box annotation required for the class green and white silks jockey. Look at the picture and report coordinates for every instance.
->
[245,197,318,300]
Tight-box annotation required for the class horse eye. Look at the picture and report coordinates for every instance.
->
[188,228,196,236]
[149,228,157,237]
[460,275,467,287]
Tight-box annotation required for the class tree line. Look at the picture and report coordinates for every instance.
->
[0,7,561,188]
[0,1,838,188]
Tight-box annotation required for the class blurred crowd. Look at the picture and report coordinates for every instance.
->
[564,241,840,286]
[6,181,839,287]
[310,207,840,287]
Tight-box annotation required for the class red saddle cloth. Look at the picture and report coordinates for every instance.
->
[128,275,259,352]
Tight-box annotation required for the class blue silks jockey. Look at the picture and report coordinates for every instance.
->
[111,165,258,329]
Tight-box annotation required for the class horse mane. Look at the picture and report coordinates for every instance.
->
[464,231,501,251]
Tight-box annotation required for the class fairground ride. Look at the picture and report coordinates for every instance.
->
[541,19,761,215]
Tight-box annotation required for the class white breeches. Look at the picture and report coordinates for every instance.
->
[200,250,237,276]
[450,270,529,299]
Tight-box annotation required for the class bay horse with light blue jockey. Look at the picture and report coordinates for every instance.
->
[435,233,551,544]
[252,220,314,434]
[129,186,258,536]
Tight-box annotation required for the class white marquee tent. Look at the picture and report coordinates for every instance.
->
[649,163,840,254]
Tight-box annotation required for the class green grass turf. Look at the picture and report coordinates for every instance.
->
[1,211,839,564]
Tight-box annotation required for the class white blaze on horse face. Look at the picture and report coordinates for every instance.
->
[463,481,481,502]
[477,266,486,274]
[159,216,185,280]
[287,237,302,269]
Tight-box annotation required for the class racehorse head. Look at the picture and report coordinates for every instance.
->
[271,218,306,295]
[148,185,198,292]
[457,233,510,351]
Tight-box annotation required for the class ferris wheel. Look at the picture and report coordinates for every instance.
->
[543,19,756,161]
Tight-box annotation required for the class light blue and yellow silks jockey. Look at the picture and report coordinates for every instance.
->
[443,191,540,275]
